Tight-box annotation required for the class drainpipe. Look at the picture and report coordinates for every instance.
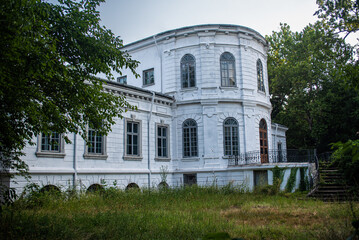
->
[153,35,163,93]
[148,91,155,188]
[73,132,77,188]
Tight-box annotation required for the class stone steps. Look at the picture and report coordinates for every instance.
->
[307,163,354,201]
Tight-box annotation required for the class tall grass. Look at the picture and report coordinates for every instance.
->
[1,185,358,240]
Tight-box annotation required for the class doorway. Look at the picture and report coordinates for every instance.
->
[259,119,268,163]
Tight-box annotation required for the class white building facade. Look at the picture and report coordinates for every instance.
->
[7,25,311,193]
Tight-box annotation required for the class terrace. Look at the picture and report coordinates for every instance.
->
[227,149,316,167]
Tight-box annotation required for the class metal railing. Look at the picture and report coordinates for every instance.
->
[227,149,316,166]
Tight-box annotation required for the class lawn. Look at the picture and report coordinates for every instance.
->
[1,185,358,240]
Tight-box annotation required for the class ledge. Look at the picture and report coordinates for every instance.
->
[154,157,171,162]
[181,157,200,162]
[219,86,238,90]
[123,156,143,161]
[83,154,108,160]
[257,90,266,96]
[35,152,66,158]
[142,83,155,88]
[180,87,198,92]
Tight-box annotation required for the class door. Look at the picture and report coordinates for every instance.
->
[259,119,268,163]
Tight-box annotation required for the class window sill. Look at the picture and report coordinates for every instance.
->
[155,157,171,162]
[257,90,266,96]
[123,156,143,161]
[181,157,200,162]
[142,83,155,88]
[219,86,238,90]
[180,87,198,92]
[222,155,239,159]
[83,154,108,160]
[36,152,66,158]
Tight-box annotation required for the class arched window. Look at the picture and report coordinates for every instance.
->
[182,119,198,157]
[257,59,265,92]
[223,118,239,156]
[181,54,196,88]
[40,185,61,194]
[87,184,104,193]
[126,183,140,191]
[220,52,236,87]
[259,119,268,163]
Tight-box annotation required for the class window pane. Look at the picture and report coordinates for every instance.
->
[133,123,138,133]
[133,145,138,155]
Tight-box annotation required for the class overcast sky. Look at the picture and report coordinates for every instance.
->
[98,0,320,44]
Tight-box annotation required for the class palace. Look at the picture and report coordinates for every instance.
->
[8,25,313,193]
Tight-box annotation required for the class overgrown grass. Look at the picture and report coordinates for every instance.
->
[1,185,358,240]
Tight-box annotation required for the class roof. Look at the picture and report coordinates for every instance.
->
[123,24,267,49]
[104,80,175,101]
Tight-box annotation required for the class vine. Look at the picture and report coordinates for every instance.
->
[271,166,285,192]
[285,167,298,192]
[299,167,309,191]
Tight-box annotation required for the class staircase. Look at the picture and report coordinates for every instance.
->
[308,162,352,201]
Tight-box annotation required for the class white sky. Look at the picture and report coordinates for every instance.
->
[98,0,320,44]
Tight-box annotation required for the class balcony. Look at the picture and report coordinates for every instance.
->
[227,149,316,167]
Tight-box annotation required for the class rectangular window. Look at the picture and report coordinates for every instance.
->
[36,131,65,158]
[126,121,140,156]
[41,132,60,152]
[117,76,127,84]
[184,173,197,186]
[157,125,168,158]
[254,170,268,187]
[88,128,103,154]
[143,68,154,86]
[83,123,107,159]
[277,142,283,162]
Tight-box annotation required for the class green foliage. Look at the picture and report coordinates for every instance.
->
[315,0,359,38]
[1,186,357,240]
[331,139,359,189]
[299,167,309,191]
[266,21,359,151]
[271,166,285,192]
[285,167,298,193]
[0,0,138,187]
[202,232,231,240]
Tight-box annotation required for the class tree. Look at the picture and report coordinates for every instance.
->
[315,0,359,90]
[315,0,359,39]
[331,139,359,190]
[0,0,138,193]
[267,22,359,151]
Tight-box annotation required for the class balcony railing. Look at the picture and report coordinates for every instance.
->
[227,149,316,167]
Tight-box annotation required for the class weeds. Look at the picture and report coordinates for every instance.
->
[1,185,358,240]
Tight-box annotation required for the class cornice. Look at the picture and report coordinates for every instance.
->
[122,24,267,52]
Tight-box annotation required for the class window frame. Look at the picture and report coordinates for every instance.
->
[36,131,65,158]
[143,68,154,87]
[124,118,142,160]
[180,54,196,89]
[117,75,127,84]
[220,52,236,87]
[155,122,170,161]
[84,125,107,160]
[223,118,240,156]
[182,119,198,158]
[257,59,265,92]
